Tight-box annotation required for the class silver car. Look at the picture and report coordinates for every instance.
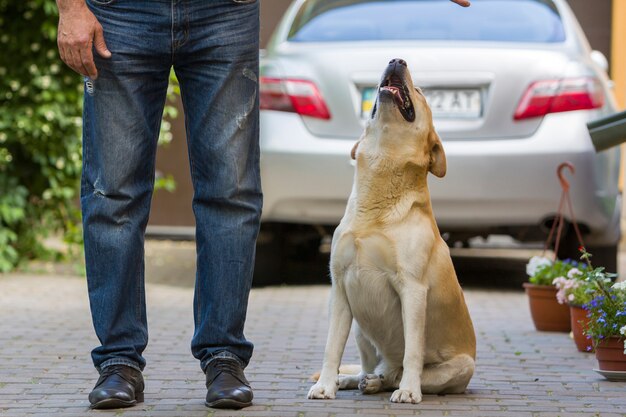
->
[256,0,621,282]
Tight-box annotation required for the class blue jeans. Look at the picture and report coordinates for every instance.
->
[81,0,261,373]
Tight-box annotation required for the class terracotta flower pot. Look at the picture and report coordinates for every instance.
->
[569,305,593,352]
[595,336,626,371]
[523,283,571,332]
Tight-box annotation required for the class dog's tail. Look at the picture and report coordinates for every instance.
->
[310,364,361,381]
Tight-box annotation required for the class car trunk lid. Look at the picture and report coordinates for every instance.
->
[267,43,571,140]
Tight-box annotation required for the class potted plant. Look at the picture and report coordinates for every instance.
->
[584,277,626,378]
[553,266,595,352]
[524,256,582,332]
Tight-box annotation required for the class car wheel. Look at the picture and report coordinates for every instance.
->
[253,223,286,287]
[253,223,332,286]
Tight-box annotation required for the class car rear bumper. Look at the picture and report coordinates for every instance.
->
[260,111,621,245]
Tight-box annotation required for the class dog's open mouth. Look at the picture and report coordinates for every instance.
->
[379,73,415,122]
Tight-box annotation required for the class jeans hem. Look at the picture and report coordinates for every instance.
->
[97,359,143,374]
[201,351,246,373]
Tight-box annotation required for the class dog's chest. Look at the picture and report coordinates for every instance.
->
[332,231,396,280]
[333,231,400,305]
[332,231,405,350]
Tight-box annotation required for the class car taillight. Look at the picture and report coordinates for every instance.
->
[513,77,604,121]
[260,77,331,120]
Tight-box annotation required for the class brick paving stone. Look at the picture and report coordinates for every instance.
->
[1,273,625,417]
[535,414,625,417]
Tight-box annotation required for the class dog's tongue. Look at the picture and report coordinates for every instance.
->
[380,85,404,107]
[380,86,404,106]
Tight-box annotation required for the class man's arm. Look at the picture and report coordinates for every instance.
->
[56,0,110,79]
[450,0,471,6]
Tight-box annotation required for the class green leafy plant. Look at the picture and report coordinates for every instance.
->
[526,256,588,286]
[581,247,625,348]
[553,247,626,351]
[0,0,178,272]
[551,249,600,306]
[553,272,595,307]
[584,281,626,348]
[0,0,83,271]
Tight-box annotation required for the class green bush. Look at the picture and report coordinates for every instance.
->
[0,0,83,271]
[0,0,177,272]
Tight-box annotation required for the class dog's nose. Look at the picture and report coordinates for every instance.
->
[389,58,407,67]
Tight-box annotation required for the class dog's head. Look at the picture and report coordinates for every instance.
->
[352,58,446,178]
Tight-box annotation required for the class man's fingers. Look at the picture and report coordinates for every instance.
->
[56,5,109,77]
[93,25,111,59]
[63,47,78,74]
[67,47,89,77]
[80,43,98,79]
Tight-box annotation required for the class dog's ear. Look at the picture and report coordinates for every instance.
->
[351,140,360,160]
[429,129,446,178]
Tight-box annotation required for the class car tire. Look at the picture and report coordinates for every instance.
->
[253,223,286,287]
[253,223,332,286]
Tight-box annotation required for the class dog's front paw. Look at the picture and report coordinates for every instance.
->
[390,388,422,404]
[308,381,338,399]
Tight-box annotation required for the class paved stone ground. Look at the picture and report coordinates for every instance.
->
[0,271,625,417]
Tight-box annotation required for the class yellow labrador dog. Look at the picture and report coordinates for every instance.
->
[308,59,476,404]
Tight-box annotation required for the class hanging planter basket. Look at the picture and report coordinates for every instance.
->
[569,304,593,352]
[524,162,585,333]
[593,336,626,381]
[523,283,570,332]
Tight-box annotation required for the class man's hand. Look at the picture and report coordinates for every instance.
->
[450,0,471,6]
[57,0,111,79]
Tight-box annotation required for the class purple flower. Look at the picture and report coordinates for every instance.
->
[590,296,605,308]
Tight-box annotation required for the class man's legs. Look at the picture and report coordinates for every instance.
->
[81,0,171,374]
[173,1,261,409]
[83,0,260,409]
[172,0,262,372]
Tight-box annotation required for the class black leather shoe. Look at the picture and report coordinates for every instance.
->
[88,365,144,409]
[205,358,253,409]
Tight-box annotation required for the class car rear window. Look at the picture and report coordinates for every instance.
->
[288,0,566,43]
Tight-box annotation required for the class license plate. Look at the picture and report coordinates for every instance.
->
[361,88,482,119]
